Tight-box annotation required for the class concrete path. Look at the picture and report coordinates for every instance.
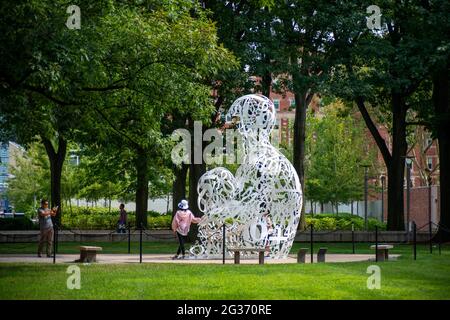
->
[0,253,400,264]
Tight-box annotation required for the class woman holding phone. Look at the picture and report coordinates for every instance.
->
[37,199,57,257]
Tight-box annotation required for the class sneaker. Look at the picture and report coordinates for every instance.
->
[171,255,179,260]
[180,255,185,260]
[37,253,42,258]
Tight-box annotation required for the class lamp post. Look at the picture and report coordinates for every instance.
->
[426,170,433,253]
[380,173,386,223]
[360,164,370,230]
[405,157,413,232]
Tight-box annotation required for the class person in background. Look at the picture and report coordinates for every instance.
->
[37,199,57,257]
[117,203,127,233]
[264,212,274,257]
[171,199,203,259]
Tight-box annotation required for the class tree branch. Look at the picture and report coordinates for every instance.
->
[22,84,80,106]
[406,121,431,127]
[93,107,141,150]
[41,136,56,159]
[81,85,126,92]
[356,97,392,166]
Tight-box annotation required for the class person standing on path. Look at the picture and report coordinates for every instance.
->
[37,199,57,257]
[171,199,203,259]
[117,203,127,233]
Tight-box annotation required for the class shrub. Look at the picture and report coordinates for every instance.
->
[5,207,386,231]
[148,216,172,229]
[304,213,386,231]
[0,217,39,230]
[368,218,387,231]
[57,207,172,230]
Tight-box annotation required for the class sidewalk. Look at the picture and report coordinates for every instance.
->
[0,253,399,264]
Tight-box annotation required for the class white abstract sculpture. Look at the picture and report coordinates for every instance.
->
[194,94,303,259]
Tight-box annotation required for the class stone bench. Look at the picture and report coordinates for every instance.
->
[297,248,308,263]
[317,247,328,262]
[370,244,394,261]
[76,246,103,263]
[228,247,266,265]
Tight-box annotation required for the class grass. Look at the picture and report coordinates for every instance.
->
[0,255,449,299]
[0,241,179,254]
[0,242,449,299]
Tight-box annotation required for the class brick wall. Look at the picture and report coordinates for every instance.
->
[381,186,440,229]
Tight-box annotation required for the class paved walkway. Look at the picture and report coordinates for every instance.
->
[0,253,400,264]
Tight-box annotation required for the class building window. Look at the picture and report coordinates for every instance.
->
[69,155,79,166]
[273,99,280,110]
[427,157,433,171]
[289,98,296,107]
[424,137,433,149]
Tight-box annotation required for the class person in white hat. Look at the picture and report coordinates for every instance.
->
[171,199,204,259]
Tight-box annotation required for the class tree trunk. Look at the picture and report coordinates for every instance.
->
[188,163,206,215]
[293,91,309,230]
[172,163,188,218]
[188,162,206,242]
[187,118,206,242]
[261,71,272,98]
[432,65,450,242]
[166,194,170,214]
[135,147,149,228]
[42,136,67,226]
[387,95,407,231]
[355,97,407,230]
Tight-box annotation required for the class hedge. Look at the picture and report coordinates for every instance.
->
[60,207,172,230]
[0,217,39,230]
[3,208,386,231]
[305,213,386,231]
[4,207,173,230]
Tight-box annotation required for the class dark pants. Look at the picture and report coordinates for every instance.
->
[38,228,54,256]
[117,223,126,234]
[176,232,187,256]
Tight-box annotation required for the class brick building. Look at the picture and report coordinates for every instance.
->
[0,142,25,212]
[251,80,440,227]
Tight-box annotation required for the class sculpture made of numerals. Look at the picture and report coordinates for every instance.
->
[193,94,303,259]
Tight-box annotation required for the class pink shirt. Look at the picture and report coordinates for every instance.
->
[172,210,202,236]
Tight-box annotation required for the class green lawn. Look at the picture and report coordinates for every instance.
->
[0,241,179,254]
[0,242,449,299]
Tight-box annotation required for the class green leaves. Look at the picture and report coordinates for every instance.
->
[6,142,50,213]
[305,100,376,205]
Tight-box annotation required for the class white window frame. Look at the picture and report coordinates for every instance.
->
[273,99,280,110]
[289,98,295,107]
[427,157,433,171]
